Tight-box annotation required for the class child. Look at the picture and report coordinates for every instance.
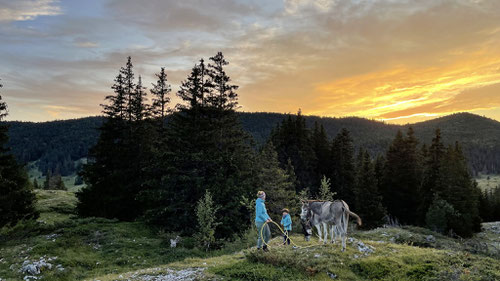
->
[280,208,292,245]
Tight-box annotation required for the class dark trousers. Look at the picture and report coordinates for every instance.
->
[283,230,291,245]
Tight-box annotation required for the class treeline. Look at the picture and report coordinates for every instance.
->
[270,114,485,236]
[7,112,500,177]
[0,79,38,228]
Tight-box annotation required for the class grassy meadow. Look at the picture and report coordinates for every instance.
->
[1,189,500,280]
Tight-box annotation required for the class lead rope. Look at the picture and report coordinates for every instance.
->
[259,220,324,249]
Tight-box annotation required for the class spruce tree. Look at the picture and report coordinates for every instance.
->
[354,149,386,228]
[143,53,257,238]
[150,67,171,120]
[312,122,331,189]
[381,128,421,225]
[436,143,481,236]
[121,56,136,122]
[271,111,317,193]
[78,57,152,220]
[257,142,297,221]
[318,175,335,201]
[418,129,445,224]
[0,80,38,228]
[329,128,356,207]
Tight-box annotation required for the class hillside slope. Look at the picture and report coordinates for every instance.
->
[1,189,499,281]
[6,112,500,176]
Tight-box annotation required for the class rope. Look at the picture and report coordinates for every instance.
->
[259,220,324,249]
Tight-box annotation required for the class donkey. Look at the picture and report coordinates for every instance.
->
[301,200,362,251]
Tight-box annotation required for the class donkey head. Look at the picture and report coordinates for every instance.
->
[300,200,310,221]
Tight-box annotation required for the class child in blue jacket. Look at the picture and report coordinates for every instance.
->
[280,208,292,245]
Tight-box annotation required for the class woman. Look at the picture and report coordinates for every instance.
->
[255,191,272,251]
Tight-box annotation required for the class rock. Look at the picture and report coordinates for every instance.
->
[327,271,337,279]
[314,254,321,258]
[170,236,181,248]
[20,256,54,276]
[426,235,436,243]
[357,241,374,254]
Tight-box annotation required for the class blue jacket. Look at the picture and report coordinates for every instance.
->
[281,213,292,231]
[255,198,271,223]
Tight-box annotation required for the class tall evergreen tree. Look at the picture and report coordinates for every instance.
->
[271,111,317,193]
[435,143,481,236]
[131,76,148,121]
[329,128,356,207]
[150,67,171,120]
[142,53,257,239]
[257,142,297,221]
[77,57,152,220]
[121,56,136,122]
[418,129,446,224]
[0,80,38,228]
[381,128,421,225]
[312,122,330,188]
[354,149,386,228]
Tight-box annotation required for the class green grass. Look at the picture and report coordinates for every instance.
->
[476,174,500,191]
[2,189,500,281]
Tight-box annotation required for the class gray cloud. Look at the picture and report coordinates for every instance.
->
[0,0,61,22]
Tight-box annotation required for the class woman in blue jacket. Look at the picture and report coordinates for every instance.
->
[255,191,272,251]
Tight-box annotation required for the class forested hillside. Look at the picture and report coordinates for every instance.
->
[6,112,500,176]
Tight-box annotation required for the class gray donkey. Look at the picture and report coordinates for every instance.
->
[300,200,362,251]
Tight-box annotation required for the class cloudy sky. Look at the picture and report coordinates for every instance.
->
[1,0,500,123]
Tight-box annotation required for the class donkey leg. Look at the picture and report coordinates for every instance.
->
[315,224,323,242]
[330,225,335,244]
[322,223,329,244]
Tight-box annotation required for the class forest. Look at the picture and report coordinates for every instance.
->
[6,110,500,177]
[1,53,500,248]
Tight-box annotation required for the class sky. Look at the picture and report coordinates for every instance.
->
[1,0,500,123]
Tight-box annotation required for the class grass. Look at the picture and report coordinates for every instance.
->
[1,189,500,281]
[476,174,500,191]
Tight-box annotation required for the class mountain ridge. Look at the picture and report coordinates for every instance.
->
[5,112,500,176]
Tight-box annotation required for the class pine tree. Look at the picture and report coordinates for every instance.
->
[195,190,220,250]
[257,142,298,221]
[436,143,481,236]
[102,73,126,119]
[0,79,38,228]
[120,56,136,122]
[43,169,52,190]
[142,53,257,239]
[381,128,421,225]
[318,175,335,201]
[312,122,330,189]
[354,149,386,228]
[207,52,238,110]
[418,129,445,224]
[329,128,356,207]
[271,110,317,193]
[131,76,148,121]
[150,67,171,120]
[78,57,152,220]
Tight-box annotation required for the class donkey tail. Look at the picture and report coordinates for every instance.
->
[347,210,362,226]
[341,200,362,226]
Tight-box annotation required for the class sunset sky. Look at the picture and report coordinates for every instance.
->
[1,0,500,123]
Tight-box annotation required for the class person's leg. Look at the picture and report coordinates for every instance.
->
[287,230,291,245]
[263,223,271,250]
[282,230,287,245]
[256,221,264,249]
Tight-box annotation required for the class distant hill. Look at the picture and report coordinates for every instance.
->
[5,112,500,176]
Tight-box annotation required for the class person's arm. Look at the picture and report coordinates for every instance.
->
[256,201,271,222]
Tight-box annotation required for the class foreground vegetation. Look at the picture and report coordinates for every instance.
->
[1,190,499,281]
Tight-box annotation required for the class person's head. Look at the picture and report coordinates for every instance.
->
[257,191,266,200]
[281,208,289,216]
